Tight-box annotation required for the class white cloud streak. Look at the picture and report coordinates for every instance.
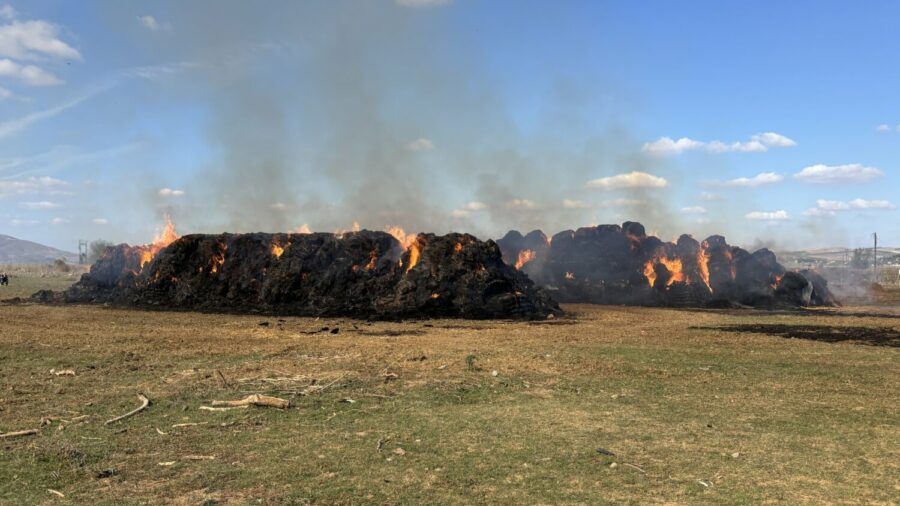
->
[586,171,668,190]
[642,132,796,157]
[803,198,896,217]
[712,172,784,188]
[745,210,790,221]
[793,164,884,184]
[19,200,59,209]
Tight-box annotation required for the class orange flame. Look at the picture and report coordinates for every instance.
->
[697,243,711,290]
[272,243,285,258]
[515,249,536,270]
[565,271,575,280]
[645,256,686,287]
[139,215,180,269]
[387,226,421,273]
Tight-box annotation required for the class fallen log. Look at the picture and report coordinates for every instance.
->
[0,429,39,439]
[104,394,150,425]
[210,394,289,409]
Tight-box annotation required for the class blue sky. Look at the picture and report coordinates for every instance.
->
[0,0,897,251]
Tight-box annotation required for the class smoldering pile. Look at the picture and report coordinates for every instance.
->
[497,221,837,308]
[59,231,559,319]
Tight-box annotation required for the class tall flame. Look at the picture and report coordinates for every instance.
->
[140,215,180,269]
[515,249,536,270]
[387,226,421,273]
[697,243,711,290]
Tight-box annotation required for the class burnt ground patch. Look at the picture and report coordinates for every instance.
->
[698,323,900,347]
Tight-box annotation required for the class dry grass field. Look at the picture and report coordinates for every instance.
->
[1,273,898,504]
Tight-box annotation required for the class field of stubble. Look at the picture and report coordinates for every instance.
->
[1,273,898,504]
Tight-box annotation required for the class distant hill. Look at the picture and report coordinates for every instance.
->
[0,234,79,264]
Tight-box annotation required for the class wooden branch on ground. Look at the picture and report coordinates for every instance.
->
[0,429,39,439]
[104,394,150,425]
[210,394,289,409]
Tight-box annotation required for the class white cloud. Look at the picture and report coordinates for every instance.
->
[51,217,69,225]
[562,199,590,209]
[746,210,790,221]
[0,176,69,197]
[803,198,895,217]
[681,206,707,214]
[395,0,451,7]
[19,200,59,209]
[0,20,81,61]
[586,171,668,190]
[9,218,38,226]
[640,137,704,156]
[138,15,171,32]
[91,218,108,225]
[406,137,434,151]
[0,4,15,21]
[0,85,9,99]
[642,132,796,157]
[598,198,644,208]
[505,199,537,210]
[158,188,185,197]
[793,163,883,184]
[0,58,63,85]
[450,201,486,217]
[876,124,891,132]
[714,172,784,188]
[699,191,723,201]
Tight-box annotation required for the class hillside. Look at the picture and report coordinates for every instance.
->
[0,234,79,264]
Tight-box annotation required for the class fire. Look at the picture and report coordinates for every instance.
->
[454,242,463,253]
[387,226,421,273]
[644,260,657,287]
[644,256,686,287]
[430,293,441,299]
[210,244,226,273]
[697,244,711,290]
[406,242,420,273]
[515,249,536,270]
[295,224,312,234]
[272,243,285,258]
[139,215,180,269]
[565,271,575,280]
[659,257,685,285]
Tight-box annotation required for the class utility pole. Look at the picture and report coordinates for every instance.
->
[872,232,878,284]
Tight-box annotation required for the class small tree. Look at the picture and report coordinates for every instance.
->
[88,240,114,263]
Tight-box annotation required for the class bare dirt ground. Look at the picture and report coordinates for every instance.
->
[1,275,898,504]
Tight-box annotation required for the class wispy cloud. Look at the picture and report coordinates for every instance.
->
[0,19,81,61]
[406,137,434,151]
[505,199,537,210]
[803,198,895,217]
[0,4,16,21]
[19,200,59,209]
[158,188,185,197]
[876,124,899,133]
[0,58,63,85]
[138,15,171,32]
[793,164,883,184]
[709,172,784,188]
[0,175,69,197]
[746,210,790,221]
[681,206,707,214]
[642,132,796,157]
[450,202,486,218]
[586,171,668,190]
[91,217,108,225]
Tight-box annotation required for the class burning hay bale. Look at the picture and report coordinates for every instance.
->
[59,231,559,319]
[497,221,837,309]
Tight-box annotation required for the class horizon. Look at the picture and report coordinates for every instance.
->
[1,1,898,251]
